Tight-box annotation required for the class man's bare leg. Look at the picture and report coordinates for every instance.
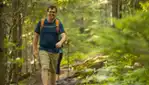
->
[39,50,50,85]
[56,74,60,81]
[41,69,49,85]
[49,72,56,85]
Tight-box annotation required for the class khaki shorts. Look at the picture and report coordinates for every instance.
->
[39,50,58,73]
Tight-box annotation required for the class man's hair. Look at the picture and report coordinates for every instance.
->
[47,5,57,12]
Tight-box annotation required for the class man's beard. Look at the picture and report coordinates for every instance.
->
[49,14,55,20]
[48,15,55,23]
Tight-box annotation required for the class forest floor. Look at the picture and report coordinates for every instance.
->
[19,54,107,85]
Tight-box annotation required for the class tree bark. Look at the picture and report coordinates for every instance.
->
[111,0,122,26]
[112,0,122,18]
[0,1,6,85]
[11,0,20,83]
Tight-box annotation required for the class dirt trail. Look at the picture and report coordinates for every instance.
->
[21,54,106,85]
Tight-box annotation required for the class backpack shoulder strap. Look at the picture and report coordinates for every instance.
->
[55,19,60,33]
[40,18,45,30]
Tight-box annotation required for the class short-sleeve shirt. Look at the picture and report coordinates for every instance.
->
[35,18,65,53]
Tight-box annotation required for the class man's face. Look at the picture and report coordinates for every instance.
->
[47,8,57,20]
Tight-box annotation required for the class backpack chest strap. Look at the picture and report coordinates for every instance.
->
[40,18,60,33]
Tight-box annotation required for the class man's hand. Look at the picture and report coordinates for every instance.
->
[56,33,66,48]
[56,41,62,48]
[33,50,38,57]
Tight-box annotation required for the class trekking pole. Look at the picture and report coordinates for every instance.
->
[67,39,70,77]
[33,55,36,73]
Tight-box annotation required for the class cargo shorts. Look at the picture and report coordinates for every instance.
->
[39,50,59,73]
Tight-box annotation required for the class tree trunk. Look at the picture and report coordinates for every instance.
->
[18,13,22,59]
[111,0,122,26]
[17,9,23,81]
[0,1,6,85]
[12,0,20,83]
[79,17,85,33]
[112,0,118,18]
[112,0,122,18]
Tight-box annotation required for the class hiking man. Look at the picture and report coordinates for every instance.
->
[33,4,66,85]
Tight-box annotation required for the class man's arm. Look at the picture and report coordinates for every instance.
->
[33,32,39,51]
[60,32,66,44]
[56,21,67,48]
[33,32,39,57]
[33,21,40,56]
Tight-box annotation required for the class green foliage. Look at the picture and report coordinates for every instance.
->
[61,52,87,65]
[61,1,149,85]
[81,2,149,85]
[140,1,149,12]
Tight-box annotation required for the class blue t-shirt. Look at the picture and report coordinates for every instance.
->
[35,18,65,53]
